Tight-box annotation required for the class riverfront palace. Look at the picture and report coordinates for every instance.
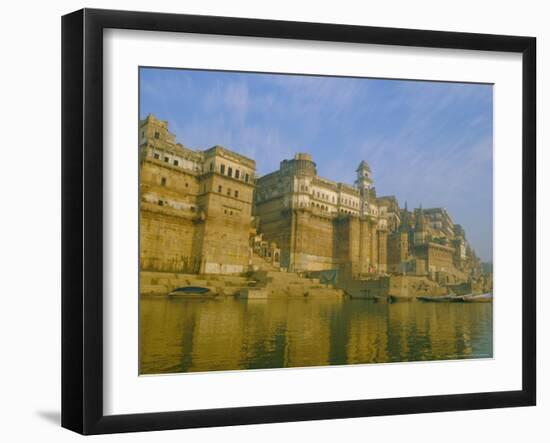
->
[139,114,490,297]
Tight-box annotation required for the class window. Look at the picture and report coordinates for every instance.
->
[157,200,163,206]
[245,174,249,183]
[218,185,222,193]
[141,131,144,138]
[185,183,188,188]
[164,157,169,163]
[220,164,225,174]
[227,188,231,196]
[234,190,239,198]
[235,169,240,179]
[160,177,166,186]
[154,131,160,139]
[153,153,159,160]
[228,167,233,177]
[210,162,214,171]
[173,160,179,166]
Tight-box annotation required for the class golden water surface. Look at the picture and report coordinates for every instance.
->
[140,297,493,374]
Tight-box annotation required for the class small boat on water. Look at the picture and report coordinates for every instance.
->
[416,295,463,303]
[167,286,217,299]
[461,293,493,303]
[417,293,493,303]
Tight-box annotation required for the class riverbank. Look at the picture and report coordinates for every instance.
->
[140,271,490,301]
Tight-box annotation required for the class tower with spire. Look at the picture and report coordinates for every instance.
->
[355,161,373,193]
[400,201,411,232]
[355,160,375,215]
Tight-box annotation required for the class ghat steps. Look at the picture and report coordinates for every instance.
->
[248,253,344,298]
[141,251,344,298]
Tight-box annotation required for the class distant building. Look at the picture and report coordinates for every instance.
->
[386,204,482,283]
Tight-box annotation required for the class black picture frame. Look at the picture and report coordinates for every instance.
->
[61,8,536,435]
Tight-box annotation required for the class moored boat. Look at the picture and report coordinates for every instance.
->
[167,286,217,298]
[460,293,493,303]
[416,295,463,302]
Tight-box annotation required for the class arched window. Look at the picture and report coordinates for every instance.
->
[220,164,225,174]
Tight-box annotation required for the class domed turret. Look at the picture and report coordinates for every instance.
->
[280,153,317,177]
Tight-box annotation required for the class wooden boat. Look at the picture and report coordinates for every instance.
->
[416,295,463,303]
[168,286,217,299]
[460,293,493,303]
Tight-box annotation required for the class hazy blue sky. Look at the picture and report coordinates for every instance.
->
[140,68,493,261]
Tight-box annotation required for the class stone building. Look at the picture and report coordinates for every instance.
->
[253,153,388,277]
[139,114,256,274]
[386,203,482,283]
[139,115,484,288]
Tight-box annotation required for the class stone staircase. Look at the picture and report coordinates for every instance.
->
[250,252,279,272]
[140,252,344,299]
[247,252,344,298]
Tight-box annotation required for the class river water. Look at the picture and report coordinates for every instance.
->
[140,296,493,374]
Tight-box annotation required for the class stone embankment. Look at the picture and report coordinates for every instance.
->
[140,271,252,296]
[140,252,344,298]
[338,274,447,301]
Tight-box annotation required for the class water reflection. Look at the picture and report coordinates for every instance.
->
[140,297,493,374]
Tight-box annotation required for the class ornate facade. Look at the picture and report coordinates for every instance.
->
[253,153,389,277]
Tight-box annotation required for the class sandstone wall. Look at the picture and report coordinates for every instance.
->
[140,203,200,273]
[292,210,337,271]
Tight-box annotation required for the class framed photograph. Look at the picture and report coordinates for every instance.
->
[62,8,536,434]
